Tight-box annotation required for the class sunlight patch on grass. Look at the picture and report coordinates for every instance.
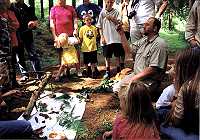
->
[160,30,187,54]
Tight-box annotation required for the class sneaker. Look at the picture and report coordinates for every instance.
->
[103,71,110,79]
[92,69,100,79]
[77,70,82,77]
[87,67,92,77]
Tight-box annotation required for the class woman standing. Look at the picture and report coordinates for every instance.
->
[50,0,81,79]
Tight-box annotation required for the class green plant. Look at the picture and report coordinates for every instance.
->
[102,121,113,131]
[57,105,80,130]
[37,101,48,112]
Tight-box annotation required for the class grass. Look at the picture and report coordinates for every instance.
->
[160,30,187,54]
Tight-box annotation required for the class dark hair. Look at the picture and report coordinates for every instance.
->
[181,66,200,134]
[174,47,200,92]
[152,17,161,33]
[125,81,156,124]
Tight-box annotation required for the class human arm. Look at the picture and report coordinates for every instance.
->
[129,39,168,83]
[50,18,57,40]
[155,0,168,18]
[170,85,186,126]
[0,90,22,107]
[78,27,83,43]
[49,7,59,46]
[0,93,3,105]
[185,3,198,47]
[99,28,106,45]
[129,66,159,82]
[73,17,78,36]
[73,9,79,37]
[27,5,38,29]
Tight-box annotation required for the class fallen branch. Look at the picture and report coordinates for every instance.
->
[23,72,52,119]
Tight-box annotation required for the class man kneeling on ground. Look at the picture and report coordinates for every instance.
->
[113,17,168,98]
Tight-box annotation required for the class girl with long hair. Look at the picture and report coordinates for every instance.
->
[103,81,160,140]
[160,47,200,139]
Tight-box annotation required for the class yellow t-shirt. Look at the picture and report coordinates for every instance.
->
[79,25,97,52]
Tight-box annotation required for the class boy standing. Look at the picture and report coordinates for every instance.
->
[96,0,125,79]
[79,14,100,78]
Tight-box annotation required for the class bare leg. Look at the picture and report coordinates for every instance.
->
[116,57,121,73]
[55,65,65,80]
[104,57,111,78]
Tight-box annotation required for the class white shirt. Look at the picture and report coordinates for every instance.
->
[128,0,161,25]
[96,8,122,45]
[156,84,176,109]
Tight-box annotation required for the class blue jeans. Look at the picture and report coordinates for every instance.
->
[160,125,199,140]
[156,106,171,124]
[0,120,33,138]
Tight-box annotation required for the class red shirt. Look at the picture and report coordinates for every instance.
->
[112,113,160,140]
[50,5,77,36]
[0,10,19,47]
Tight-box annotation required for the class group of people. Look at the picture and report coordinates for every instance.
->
[0,0,41,89]
[50,0,168,81]
[103,45,199,139]
[50,0,102,80]
[102,0,200,139]
[0,0,199,139]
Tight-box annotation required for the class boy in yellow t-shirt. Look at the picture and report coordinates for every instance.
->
[79,14,100,78]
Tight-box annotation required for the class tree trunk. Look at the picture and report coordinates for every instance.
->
[72,0,76,7]
[168,9,173,31]
[40,0,44,19]
[49,0,53,14]
[98,0,103,8]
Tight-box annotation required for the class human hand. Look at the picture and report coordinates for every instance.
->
[73,29,78,37]
[101,35,106,45]
[102,131,112,140]
[106,15,112,21]
[54,36,61,48]
[28,21,38,29]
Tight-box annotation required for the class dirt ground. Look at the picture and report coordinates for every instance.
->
[44,64,128,139]
[44,56,174,139]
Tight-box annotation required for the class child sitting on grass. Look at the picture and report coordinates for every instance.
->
[54,33,81,81]
[79,14,100,78]
[103,81,160,140]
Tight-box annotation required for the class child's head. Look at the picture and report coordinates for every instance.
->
[56,0,66,6]
[124,81,156,124]
[105,0,115,11]
[57,33,68,47]
[83,14,92,26]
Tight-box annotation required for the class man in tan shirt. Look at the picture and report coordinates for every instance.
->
[113,17,168,95]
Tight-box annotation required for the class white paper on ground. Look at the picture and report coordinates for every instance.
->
[18,90,86,140]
